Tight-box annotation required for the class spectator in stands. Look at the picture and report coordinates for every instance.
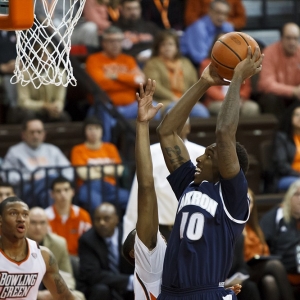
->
[1,118,73,208]
[27,207,86,300]
[78,202,134,300]
[71,116,129,213]
[86,25,148,141]
[199,33,260,116]
[184,0,246,30]
[123,117,205,242]
[0,30,17,112]
[141,0,185,30]
[35,0,101,50]
[257,22,300,120]
[274,102,300,192]
[114,0,161,66]
[227,234,262,300]
[272,102,300,191]
[143,30,210,117]
[260,180,300,299]
[74,0,111,51]
[11,46,70,124]
[243,188,295,300]
[0,182,15,203]
[45,176,92,256]
[180,0,233,67]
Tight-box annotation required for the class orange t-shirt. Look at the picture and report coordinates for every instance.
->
[244,224,270,262]
[85,52,144,106]
[45,205,92,256]
[71,143,122,186]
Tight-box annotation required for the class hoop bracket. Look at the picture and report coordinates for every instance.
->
[0,0,34,30]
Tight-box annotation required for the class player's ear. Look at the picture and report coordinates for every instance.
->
[129,249,135,259]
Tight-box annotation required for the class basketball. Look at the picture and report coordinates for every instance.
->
[211,32,260,80]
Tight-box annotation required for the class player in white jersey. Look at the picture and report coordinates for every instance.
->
[0,196,76,300]
[123,79,166,300]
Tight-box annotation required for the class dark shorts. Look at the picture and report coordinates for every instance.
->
[157,285,237,300]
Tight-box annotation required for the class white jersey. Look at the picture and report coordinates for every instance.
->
[134,232,167,300]
[0,238,46,299]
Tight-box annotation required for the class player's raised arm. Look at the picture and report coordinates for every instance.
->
[157,63,228,173]
[40,247,75,300]
[136,79,163,249]
[216,46,263,179]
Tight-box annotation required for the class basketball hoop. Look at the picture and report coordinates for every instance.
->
[2,0,87,88]
[0,0,34,30]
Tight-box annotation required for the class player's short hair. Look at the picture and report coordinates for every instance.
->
[50,176,73,191]
[0,182,15,192]
[0,197,25,216]
[21,117,44,131]
[122,229,136,266]
[236,142,249,175]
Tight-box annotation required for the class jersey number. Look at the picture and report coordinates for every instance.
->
[180,212,205,240]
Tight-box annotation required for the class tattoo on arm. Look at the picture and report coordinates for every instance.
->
[49,253,56,267]
[53,273,67,294]
[165,145,185,171]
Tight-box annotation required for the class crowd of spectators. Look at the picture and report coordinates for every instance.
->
[0,0,300,299]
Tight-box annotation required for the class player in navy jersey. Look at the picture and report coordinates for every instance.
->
[156,46,263,300]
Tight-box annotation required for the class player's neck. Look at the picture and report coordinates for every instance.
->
[0,236,27,261]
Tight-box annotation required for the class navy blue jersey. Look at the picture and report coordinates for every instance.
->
[161,160,249,289]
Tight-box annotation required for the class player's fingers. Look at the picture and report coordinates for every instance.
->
[155,103,163,112]
[139,82,144,98]
[252,46,261,61]
[246,46,252,59]
[136,92,140,102]
[144,78,152,95]
[150,80,156,95]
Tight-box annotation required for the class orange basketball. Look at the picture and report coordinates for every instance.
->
[211,32,260,80]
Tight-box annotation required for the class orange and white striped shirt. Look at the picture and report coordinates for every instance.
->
[45,205,92,256]
[0,238,46,299]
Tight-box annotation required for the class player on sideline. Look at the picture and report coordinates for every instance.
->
[122,79,166,299]
[156,46,263,300]
[0,197,76,300]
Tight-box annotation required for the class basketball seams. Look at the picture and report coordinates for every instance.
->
[237,33,250,47]
[217,40,242,61]
[211,55,234,70]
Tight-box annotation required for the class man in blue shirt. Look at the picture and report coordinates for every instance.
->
[181,0,233,66]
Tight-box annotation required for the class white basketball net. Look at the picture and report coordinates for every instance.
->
[11,0,86,88]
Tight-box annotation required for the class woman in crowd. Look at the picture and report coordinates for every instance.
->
[273,102,300,191]
[245,188,295,300]
[143,30,209,118]
[260,181,300,298]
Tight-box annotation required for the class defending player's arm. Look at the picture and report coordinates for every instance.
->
[136,79,163,250]
[40,246,75,300]
[215,47,262,179]
[157,66,228,173]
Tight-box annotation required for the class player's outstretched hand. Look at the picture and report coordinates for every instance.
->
[234,46,263,81]
[201,63,230,86]
[136,78,163,122]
